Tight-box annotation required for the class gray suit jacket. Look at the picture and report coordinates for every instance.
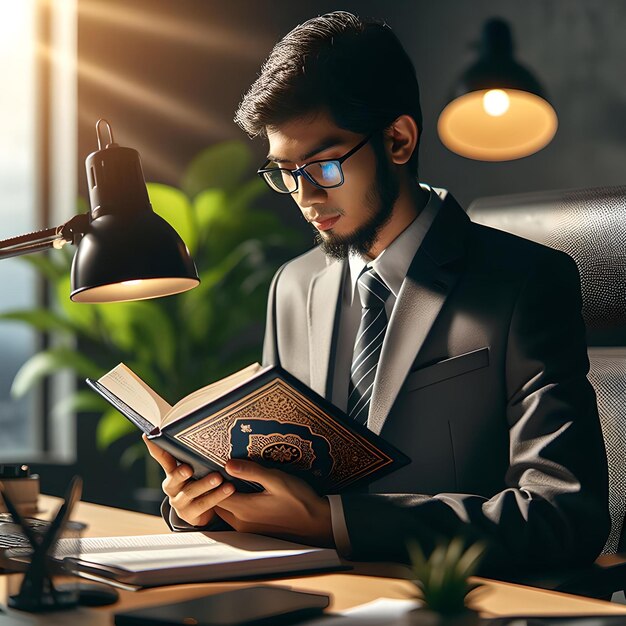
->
[262,191,609,574]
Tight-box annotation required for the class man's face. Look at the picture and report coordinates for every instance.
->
[266,113,399,259]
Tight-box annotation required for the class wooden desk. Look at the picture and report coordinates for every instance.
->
[1,496,625,625]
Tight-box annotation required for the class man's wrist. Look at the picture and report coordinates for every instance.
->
[313,495,334,547]
[326,495,352,557]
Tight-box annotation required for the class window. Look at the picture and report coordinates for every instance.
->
[0,0,76,460]
[0,1,38,457]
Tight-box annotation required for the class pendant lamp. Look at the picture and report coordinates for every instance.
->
[438,18,558,161]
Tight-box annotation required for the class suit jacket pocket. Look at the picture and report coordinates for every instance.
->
[405,347,490,392]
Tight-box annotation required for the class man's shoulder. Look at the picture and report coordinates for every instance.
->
[436,187,576,275]
[278,245,334,282]
[468,219,577,274]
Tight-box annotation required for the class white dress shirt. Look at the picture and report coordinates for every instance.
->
[327,183,443,556]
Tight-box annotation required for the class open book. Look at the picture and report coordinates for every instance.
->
[94,363,263,431]
[47,532,344,587]
[87,363,409,494]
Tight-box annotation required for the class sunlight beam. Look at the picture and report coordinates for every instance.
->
[78,0,273,62]
[38,42,230,139]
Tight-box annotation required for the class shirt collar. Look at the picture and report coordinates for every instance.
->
[346,183,443,305]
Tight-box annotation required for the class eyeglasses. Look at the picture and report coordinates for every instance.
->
[257,134,372,194]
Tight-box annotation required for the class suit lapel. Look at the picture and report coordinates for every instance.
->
[307,260,346,398]
[369,193,471,434]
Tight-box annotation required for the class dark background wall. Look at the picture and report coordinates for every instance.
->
[77,0,626,212]
[49,0,625,510]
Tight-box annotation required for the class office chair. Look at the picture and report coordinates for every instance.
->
[468,184,626,597]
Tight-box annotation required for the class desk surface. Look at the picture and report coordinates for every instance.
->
[1,495,625,625]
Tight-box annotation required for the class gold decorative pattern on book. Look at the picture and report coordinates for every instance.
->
[174,377,394,490]
[248,433,315,470]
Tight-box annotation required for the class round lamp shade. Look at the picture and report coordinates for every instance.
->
[70,211,199,303]
[438,18,558,161]
[438,88,558,161]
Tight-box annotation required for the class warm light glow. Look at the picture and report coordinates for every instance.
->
[37,40,216,180]
[0,2,31,33]
[77,0,271,62]
[71,277,199,303]
[78,107,182,181]
[483,89,510,116]
[438,89,558,161]
[36,43,224,138]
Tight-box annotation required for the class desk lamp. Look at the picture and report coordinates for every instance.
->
[0,120,199,611]
[0,119,199,301]
[438,18,558,161]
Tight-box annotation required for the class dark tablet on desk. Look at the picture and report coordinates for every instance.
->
[114,586,330,626]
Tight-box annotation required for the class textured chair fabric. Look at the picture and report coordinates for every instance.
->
[468,185,626,558]
[588,348,626,554]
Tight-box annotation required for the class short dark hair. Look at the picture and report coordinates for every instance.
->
[234,11,423,175]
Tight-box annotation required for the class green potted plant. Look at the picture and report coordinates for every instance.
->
[405,538,486,626]
[0,140,303,505]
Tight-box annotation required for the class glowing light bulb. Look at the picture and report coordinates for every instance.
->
[483,89,510,116]
[121,279,143,286]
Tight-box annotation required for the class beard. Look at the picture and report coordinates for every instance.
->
[314,147,400,261]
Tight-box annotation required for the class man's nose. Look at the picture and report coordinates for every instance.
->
[294,174,327,208]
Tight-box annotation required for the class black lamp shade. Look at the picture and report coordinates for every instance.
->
[70,211,199,303]
[70,127,199,303]
[438,19,558,161]
[0,120,200,302]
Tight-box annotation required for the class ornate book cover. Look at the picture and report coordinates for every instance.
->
[87,365,410,495]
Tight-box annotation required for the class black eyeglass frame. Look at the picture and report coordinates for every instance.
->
[257,134,373,194]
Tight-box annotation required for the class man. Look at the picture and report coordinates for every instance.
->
[147,11,609,574]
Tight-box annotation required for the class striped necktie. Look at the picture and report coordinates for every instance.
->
[347,268,391,425]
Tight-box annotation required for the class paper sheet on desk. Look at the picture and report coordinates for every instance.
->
[303,598,421,625]
[301,603,626,626]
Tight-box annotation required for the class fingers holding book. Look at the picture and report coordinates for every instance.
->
[215,460,334,547]
[168,474,235,527]
[143,434,235,527]
[143,434,178,473]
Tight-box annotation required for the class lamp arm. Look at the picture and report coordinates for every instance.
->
[0,213,89,260]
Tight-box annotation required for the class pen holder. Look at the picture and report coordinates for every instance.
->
[0,475,85,613]
[5,519,86,612]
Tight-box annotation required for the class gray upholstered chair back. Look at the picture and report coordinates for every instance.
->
[468,185,626,554]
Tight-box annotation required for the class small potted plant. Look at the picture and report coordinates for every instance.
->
[406,537,486,626]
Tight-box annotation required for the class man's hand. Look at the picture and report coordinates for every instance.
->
[143,434,235,527]
[215,459,334,547]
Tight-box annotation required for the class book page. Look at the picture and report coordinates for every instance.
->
[53,533,334,574]
[98,364,173,428]
[161,363,263,427]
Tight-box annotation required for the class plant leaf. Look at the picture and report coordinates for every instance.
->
[55,275,98,335]
[52,390,109,419]
[193,188,228,233]
[444,537,465,573]
[96,408,136,450]
[18,251,70,282]
[94,300,177,374]
[182,141,252,198]
[228,178,268,214]
[0,309,82,335]
[147,183,197,253]
[120,441,147,469]
[455,541,486,578]
[11,348,102,398]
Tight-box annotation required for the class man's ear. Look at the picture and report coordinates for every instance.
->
[384,115,419,166]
